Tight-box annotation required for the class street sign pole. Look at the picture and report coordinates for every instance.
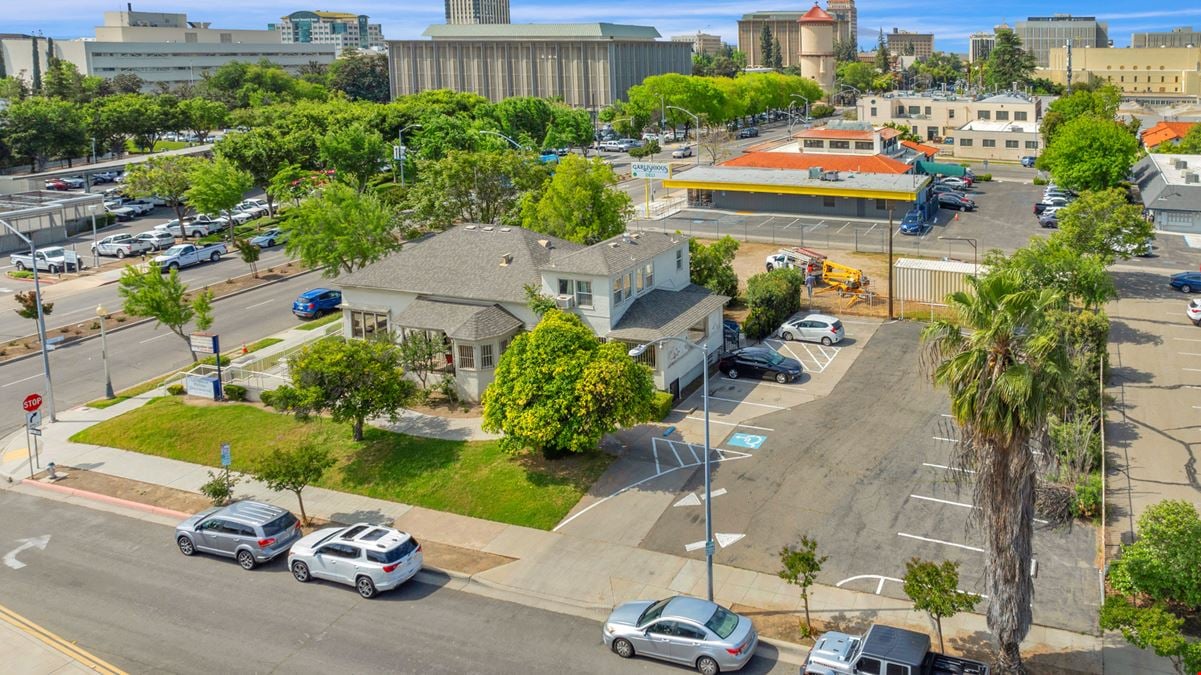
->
[23,426,32,479]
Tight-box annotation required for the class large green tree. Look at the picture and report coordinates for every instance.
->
[689,236,740,297]
[0,97,86,171]
[118,265,214,362]
[1109,500,1201,608]
[407,150,548,229]
[482,310,655,456]
[177,97,228,145]
[836,61,882,93]
[186,157,253,237]
[327,49,390,103]
[1056,188,1154,262]
[1041,86,1121,146]
[982,237,1115,310]
[874,29,891,73]
[216,126,310,215]
[759,25,775,68]
[123,155,200,236]
[1038,115,1139,191]
[518,154,631,244]
[986,28,1036,90]
[1100,596,1201,675]
[269,337,416,442]
[922,273,1071,673]
[543,104,595,152]
[317,122,388,193]
[283,182,400,276]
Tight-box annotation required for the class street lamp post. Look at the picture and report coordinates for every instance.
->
[96,304,114,399]
[629,337,714,601]
[397,123,422,188]
[89,203,100,269]
[938,236,978,269]
[665,106,701,166]
[0,218,56,422]
[477,129,528,151]
[790,93,810,122]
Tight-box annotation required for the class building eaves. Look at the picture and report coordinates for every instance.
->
[608,285,729,343]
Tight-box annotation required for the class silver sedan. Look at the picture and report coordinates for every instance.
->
[603,596,757,674]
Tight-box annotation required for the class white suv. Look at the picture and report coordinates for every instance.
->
[288,523,423,598]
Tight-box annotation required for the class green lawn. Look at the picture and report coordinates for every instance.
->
[70,398,611,530]
[295,313,341,331]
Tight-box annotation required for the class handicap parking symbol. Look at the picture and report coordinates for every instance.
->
[727,433,766,449]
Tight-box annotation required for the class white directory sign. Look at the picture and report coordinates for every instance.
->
[631,162,670,180]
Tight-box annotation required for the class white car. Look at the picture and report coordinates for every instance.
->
[133,230,176,251]
[671,146,694,159]
[1189,299,1201,326]
[288,523,423,599]
[779,313,846,345]
[939,177,971,189]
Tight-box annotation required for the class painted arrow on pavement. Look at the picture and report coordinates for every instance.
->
[3,535,50,570]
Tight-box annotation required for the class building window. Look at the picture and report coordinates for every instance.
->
[1025,140,1039,149]
[829,140,850,149]
[613,274,629,304]
[982,139,996,148]
[1014,111,1028,121]
[996,110,1009,120]
[870,107,877,116]
[960,139,973,147]
[349,310,388,339]
[457,344,475,369]
[948,109,955,119]
[500,338,510,354]
[687,317,708,344]
[558,279,571,296]
[823,196,836,207]
[676,248,683,271]
[575,280,593,307]
[803,139,824,148]
[1005,139,1019,148]
[978,110,990,120]
[854,141,873,150]
[875,199,887,210]
[642,262,654,290]
[480,344,494,368]
[908,105,920,115]
[924,106,931,115]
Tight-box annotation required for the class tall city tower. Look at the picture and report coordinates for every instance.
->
[798,3,836,93]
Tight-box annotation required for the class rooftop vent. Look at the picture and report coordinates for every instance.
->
[537,239,552,249]
[500,227,511,233]
[1186,172,1200,184]
[1175,158,1189,170]
[808,166,823,179]
[483,226,495,232]
[608,242,621,248]
[464,225,477,230]
[499,253,513,266]
[820,170,841,181]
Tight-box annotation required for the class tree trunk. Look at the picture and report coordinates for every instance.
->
[982,441,1035,675]
[294,488,308,525]
[353,418,364,441]
[802,592,811,633]
[935,617,944,654]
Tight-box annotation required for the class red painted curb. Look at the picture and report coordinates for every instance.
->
[21,477,192,520]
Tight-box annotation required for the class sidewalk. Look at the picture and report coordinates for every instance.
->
[0,601,123,674]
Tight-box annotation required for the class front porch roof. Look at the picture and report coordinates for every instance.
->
[607,284,729,343]
[393,297,524,341]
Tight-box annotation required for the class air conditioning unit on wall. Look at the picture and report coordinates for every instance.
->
[555,294,575,309]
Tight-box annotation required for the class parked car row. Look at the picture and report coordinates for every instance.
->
[175,501,424,599]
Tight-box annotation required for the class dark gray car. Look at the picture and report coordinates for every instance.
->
[175,501,302,570]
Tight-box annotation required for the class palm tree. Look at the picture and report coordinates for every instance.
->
[921,273,1071,674]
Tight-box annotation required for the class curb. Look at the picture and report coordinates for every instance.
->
[0,266,319,368]
[17,477,193,520]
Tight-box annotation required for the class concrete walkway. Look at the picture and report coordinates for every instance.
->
[0,600,123,674]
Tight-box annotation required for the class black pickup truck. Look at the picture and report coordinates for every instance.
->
[803,624,990,675]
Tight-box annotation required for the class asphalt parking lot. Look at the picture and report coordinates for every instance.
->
[636,321,1099,634]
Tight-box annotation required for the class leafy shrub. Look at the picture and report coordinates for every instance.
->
[809,104,835,118]
[975,173,992,182]
[1108,499,1201,607]
[742,309,777,341]
[200,467,239,506]
[259,389,276,408]
[628,140,661,158]
[1071,474,1102,520]
[650,391,675,421]
[167,383,185,395]
[222,384,247,402]
[1033,176,1049,186]
[437,374,460,405]
[7,270,33,279]
[745,268,803,337]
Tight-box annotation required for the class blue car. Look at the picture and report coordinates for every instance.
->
[1170,272,1201,293]
[899,210,928,235]
[292,288,342,319]
[1021,156,1038,167]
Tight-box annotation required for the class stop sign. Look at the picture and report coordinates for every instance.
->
[22,394,42,413]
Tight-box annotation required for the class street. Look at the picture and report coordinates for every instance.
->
[0,271,319,438]
[0,489,792,674]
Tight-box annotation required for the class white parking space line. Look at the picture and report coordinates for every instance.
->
[667,441,683,466]
[897,532,985,553]
[835,222,851,234]
[1173,337,1201,342]
[1179,353,1201,357]
[1,374,41,388]
[863,223,877,235]
[244,298,275,310]
[716,377,807,392]
[910,494,1049,525]
[706,396,788,409]
[933,436,958,442]
[684,417,774,431]
[1185,368,1201,373]
[923,462,976,474]
[138,333,174,344]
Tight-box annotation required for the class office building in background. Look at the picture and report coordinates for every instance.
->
[737,11,804,68]
[969,31,995,63]
[826,0,857,49]
[271,11,385,51]
[445,0,510,25]
[1016,15,1108,67]
[886,28,933,59]
[671,32,722,56]
[1132,27,1201,49]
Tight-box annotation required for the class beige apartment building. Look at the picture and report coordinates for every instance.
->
[951,120,1042,162]
[445,0,510,25]
[1044,45,1201,96]
[859,92,1040,143]
[737,11,804,67]
[886,28,933,59]
[1132,27,1201,49]
[826,0,858,48]
[388,23,691,110]
[671,32,722,56]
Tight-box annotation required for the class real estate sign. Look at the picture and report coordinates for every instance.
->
[631,162,670,180]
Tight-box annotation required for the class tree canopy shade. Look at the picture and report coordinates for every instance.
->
[317,122,388,193]
[123,155,199,233]
[922,273,1071,673]
[0,96,86,171]
[177,97,227,145]
[518,154,631,244]
[1041,86,1121,146]
[251,443,335,525]
[327,49,390,103]
[1100,596,1201,675]
[267,337,416,442]
[1056,188,1154,263]
[216,126,312,213]
[117,264,214,361]
[1037,116,1139,192]
[1109,499,1201,609]
[406,149,548,229]
[986,28,1036,90]
[982,237,1115,310]
[689,236,740,298]
[481,310,655,456]
[901,559,980,653]
[283,182,400,277]
[185,157,253,233]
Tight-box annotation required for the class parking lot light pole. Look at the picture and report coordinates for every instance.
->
[89,203,101,269]
[397,124,422,188]
[938,236,978,269]
[665,106,702,166]
[478,129,528,152]
[790,94,810,122]
[629,337,714,601]
[97,305,114,399]
[0,218,56,422]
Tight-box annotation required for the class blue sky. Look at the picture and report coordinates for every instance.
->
[14,1,1201,53]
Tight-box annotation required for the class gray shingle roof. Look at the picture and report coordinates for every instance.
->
[392,298,523,341]
[1136,154,1201,212]
[338,225,582,304]
[607,284,729,342]
[545,231,684,276]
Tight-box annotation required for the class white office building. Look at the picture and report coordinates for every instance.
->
[271,11,385,51]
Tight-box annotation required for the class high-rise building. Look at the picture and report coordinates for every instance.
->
[1015,15,1108,68]
[798,4,836,93]
[886,28,933,59]
[671,32,722,56]
[737,11,804,67]
[271,11,385,51]
[445,0,509,25]
[826,0,857,49]
[969,32,995,63]
[1045,44,1201,97]
[1132,26,1201,49]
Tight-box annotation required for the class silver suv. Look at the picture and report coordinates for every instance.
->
[288,523,424,598]
[174,501,302,570]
